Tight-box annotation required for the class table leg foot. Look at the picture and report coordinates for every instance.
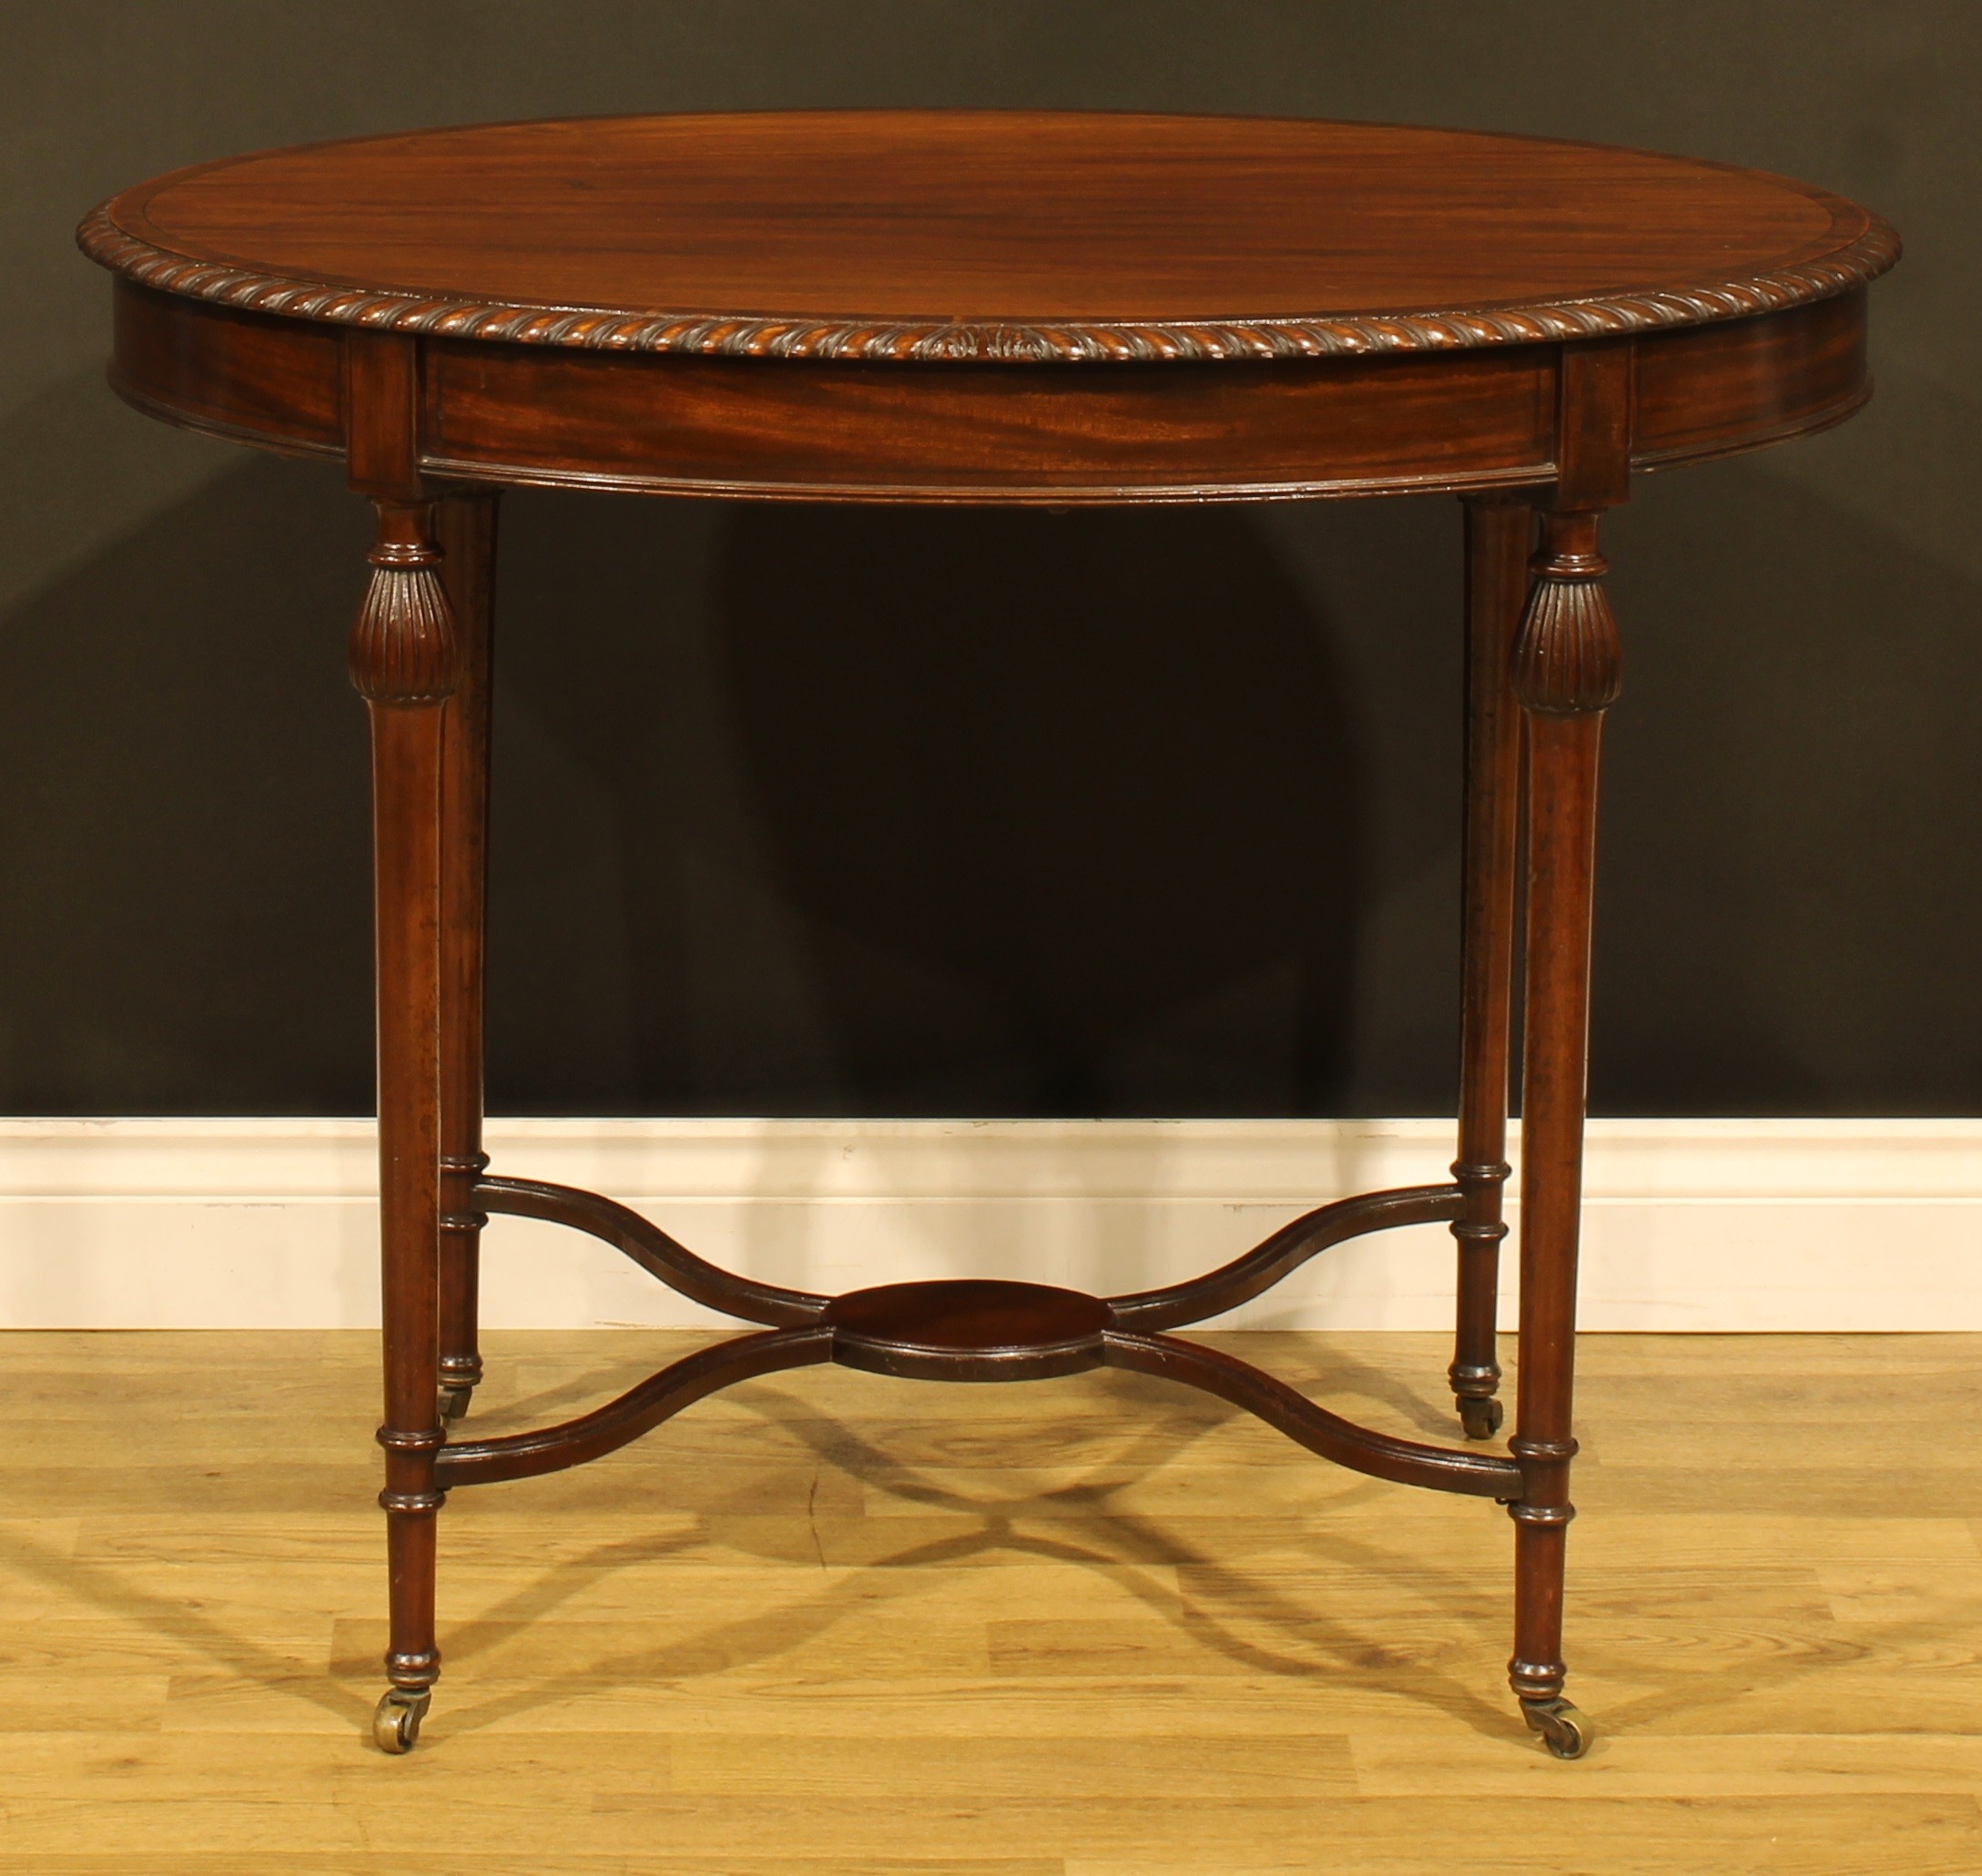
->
[437,1382,474,1425]
[373,1686,432,1755]
[1520,1695,1592,1759]
[1458,1394,1504,1440]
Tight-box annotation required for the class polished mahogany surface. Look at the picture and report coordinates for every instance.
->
[79,112,1896,1759]
[82,111,1896,362]
[826,1279,1112,1382]
[83,113,1897,503]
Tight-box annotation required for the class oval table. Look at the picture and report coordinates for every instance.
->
[80,110,1898,1758]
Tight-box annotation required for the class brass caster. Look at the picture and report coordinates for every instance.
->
[373,1687,431,1755]
[1459,1394,1504,1440]
[438,1383,473,1425]
[1521,1696,1592,1759]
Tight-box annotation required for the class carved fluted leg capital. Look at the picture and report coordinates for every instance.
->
[1510,512,1621,717]
[350,502,459,705]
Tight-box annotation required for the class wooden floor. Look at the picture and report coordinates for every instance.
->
[0,1329,1977,1873]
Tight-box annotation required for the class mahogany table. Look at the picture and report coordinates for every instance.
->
[80,111,1897,1758]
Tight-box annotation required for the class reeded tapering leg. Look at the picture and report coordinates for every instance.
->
[1506,504,1620,1760]
[1450,496,1530,1440]
[435,492,498,1425]
[351,496,461,1754]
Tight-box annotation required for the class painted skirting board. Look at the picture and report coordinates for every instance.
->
[0,1118,1974,1332]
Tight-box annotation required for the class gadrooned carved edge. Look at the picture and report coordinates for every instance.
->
[76,203,1901,365]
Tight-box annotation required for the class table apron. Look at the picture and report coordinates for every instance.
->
[110,279,1872,502]
[421,340,1558,502]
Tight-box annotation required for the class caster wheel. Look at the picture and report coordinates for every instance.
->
[1521,1697,1592,1759]
[373,1687,431,1755]
[438,1384,473,1425]
[1458,1395,1504,1440]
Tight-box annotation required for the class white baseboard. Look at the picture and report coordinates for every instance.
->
[0,1117,1975,1332]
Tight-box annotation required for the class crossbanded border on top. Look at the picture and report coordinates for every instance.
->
[76,200,1901,367]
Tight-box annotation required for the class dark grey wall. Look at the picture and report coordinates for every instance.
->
[4,2,1977,1118]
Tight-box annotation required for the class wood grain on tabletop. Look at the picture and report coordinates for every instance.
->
[92,112,1887,340]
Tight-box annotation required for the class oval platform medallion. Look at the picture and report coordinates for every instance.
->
[825,1279,1112,1382]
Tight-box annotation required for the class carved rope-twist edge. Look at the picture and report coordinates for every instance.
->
[78,202,1900,366]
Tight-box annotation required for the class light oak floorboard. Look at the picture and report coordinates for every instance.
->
[0,1328,1975,1873]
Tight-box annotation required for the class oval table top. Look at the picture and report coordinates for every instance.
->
[80,110,1897,366]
